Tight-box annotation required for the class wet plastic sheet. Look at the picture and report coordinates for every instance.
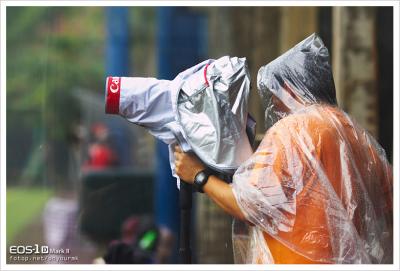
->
[231,33,393,264]
[105,56,254,185]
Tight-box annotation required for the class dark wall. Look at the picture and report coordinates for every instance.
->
[377,7,393,162]
[318,7,332,53]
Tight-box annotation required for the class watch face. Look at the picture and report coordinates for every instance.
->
[194,171,209,193]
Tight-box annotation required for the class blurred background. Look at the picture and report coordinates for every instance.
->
[6,6,393,264]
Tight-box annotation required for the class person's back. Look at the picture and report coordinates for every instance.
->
[240,104,392,263]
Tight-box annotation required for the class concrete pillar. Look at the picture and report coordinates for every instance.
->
[332,7,379,137]
[279,7,318,53]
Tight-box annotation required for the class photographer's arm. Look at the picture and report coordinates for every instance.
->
[203,176,246,221]
[174,146,247,222]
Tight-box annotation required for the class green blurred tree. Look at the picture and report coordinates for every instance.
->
[7,7,106,185]
[7,6,158,186]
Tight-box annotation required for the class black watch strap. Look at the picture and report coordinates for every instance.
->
[193,169,212,193]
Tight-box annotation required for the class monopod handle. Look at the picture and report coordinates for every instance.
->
[179,181,192,264]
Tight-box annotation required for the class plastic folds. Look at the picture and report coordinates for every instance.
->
[177,56,253,173]
[105,56,254,185]
[231,33,393,264]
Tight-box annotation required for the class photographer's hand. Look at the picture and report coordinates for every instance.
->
[174,145,205,183]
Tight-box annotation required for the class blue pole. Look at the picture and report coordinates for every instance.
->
[106,7,129,76]
[155,7,207,264]
[157,7,207,79]
[105,7,131,167]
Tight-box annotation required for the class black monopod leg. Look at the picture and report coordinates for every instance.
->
[179,181,192,264]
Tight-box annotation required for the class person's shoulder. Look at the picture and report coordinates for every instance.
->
[267,104,341,137]
[260,114,301,146]
[290,104,342,126]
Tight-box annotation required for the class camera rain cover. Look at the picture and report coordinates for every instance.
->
[105,56,254,185]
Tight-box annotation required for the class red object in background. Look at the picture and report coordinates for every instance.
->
[83,123,118,171]
[84,143,117,170]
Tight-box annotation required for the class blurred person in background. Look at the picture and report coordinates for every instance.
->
[174,34,392,264]
[43,197,79,263]
[82,123,119,171]
[92,216,173,264]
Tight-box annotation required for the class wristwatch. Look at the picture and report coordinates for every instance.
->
[193,168,213,193]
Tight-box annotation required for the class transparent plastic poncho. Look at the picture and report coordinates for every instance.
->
[231,33,393,264]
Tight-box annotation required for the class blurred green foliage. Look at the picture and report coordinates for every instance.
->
[6,7,157,185]
[7,7,105,136]
[6,7,106,184]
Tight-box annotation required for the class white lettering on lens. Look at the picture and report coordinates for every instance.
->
[110,77,120,93]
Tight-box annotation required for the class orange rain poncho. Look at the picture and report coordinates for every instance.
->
[231,34,393,264]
